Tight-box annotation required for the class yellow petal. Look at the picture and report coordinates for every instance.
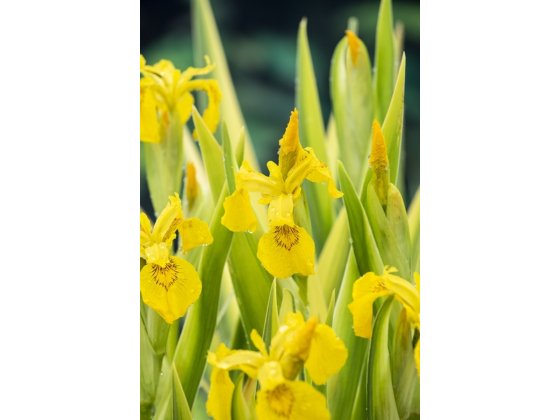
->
[278,109,305,179]
[151,193,184,242]
[259,195,274,205]
[268,194,294,227]
[179,218,213,253]
[251,329,269,358]
[207,367,234,420]
[384,268,420,325]
[180,55,216,82]
[284,317,317,361]
[305,161,343,199]
[140,54,146,70]
[221,189,258,233]
[305,324,348,385]
[175,91,194,127]
[284,148,321,193]
[348,272,392,338]
[184,79,222,137]
[236,161,284,196]
[144,243,169,267]
[414,272,420,295]
[257,225,315,279]
[414,340,420,378]
[283,311,305,328]
[214,350,265,379]
[256,379,330,420]
[348,294,376,339]
[140,256,202,324]
[140,80,161,143]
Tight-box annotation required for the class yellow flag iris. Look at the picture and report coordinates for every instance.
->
[140,194,213,323]
[348,267,420,338]
[220,109,342,279]
[140,55,222,143]
[206,312,347,420]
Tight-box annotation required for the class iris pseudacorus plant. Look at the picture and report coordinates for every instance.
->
[206,311,348,420]
[140,54,222,143]
[221,109,343,279]
[140,194,213,323]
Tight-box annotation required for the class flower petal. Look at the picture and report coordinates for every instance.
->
[236,161,284,196]
[257,225,315,279]
[221,189,258,233]
[348,294,377,339]
[305,324,348,385]
[179,218,213,253]
[140,79,161,143]
[256,379,330,420]
[268,194,294,227]
[183,79,222,137]
[207,367,234,420]
[140,256,201,324]
[305,162,343,199]
[414,340,420,378]
[251,329,269,358]
[278,109,305,179]
[175,91,194,126]
[151,193,183,242]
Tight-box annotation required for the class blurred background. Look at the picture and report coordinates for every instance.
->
[141,0,419,217]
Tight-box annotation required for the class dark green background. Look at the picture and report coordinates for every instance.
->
[141,0,419,217]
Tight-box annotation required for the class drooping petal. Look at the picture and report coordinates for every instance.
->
[348,294,377,338]
[305,324,348,385]
[257,224,315,279]
[175,91,194,126]
[236,161,284,196]
[207,367,234,420]
[305,161,343,199]
[140,256,201,324]
[183,79,222,137]
[384,268,420,325]
[221,189,258,233]
[179,218,213,253]
[268,194,294,227]
[256,379,330,420]
[140,79,161,143]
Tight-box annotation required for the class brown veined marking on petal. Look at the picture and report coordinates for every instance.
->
[266,384,294,418]
[274,225,300,251]
[162,218,183,242]
[150,259,179,291]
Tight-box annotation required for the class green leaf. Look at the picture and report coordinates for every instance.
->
[324,289,336,328]
[262,279,279,348]
[140,314,163,417]
[330,29,374,186]
[372,0,396,123]
[337,161,384,276]
[171,364,193,420]
[192,107,225,204]
[296,18,335,253]
[327,252,368,419]
[144,109,184,214]
[382,54,406,186]
[232,374,257,420]
[392,309,419,419]
[229,232,274,342]
[222,121,237,195]
[191,0,260,170]
[235,127,245,168]
[367,295,399,420]
[316,208,350,305]
[364,182,410,281]
[278,288,296,323]
[408,187,420,274]
[169,185,234,408]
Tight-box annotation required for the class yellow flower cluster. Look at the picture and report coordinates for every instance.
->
[221,110,343,279]
[206,312,348,420]
[140,55,222,143]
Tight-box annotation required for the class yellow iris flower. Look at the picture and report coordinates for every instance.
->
[206,311,347,420]
[140,54,222,143]
[140,194,213,323]
[221,109,343,279]
[349,268,420,377]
